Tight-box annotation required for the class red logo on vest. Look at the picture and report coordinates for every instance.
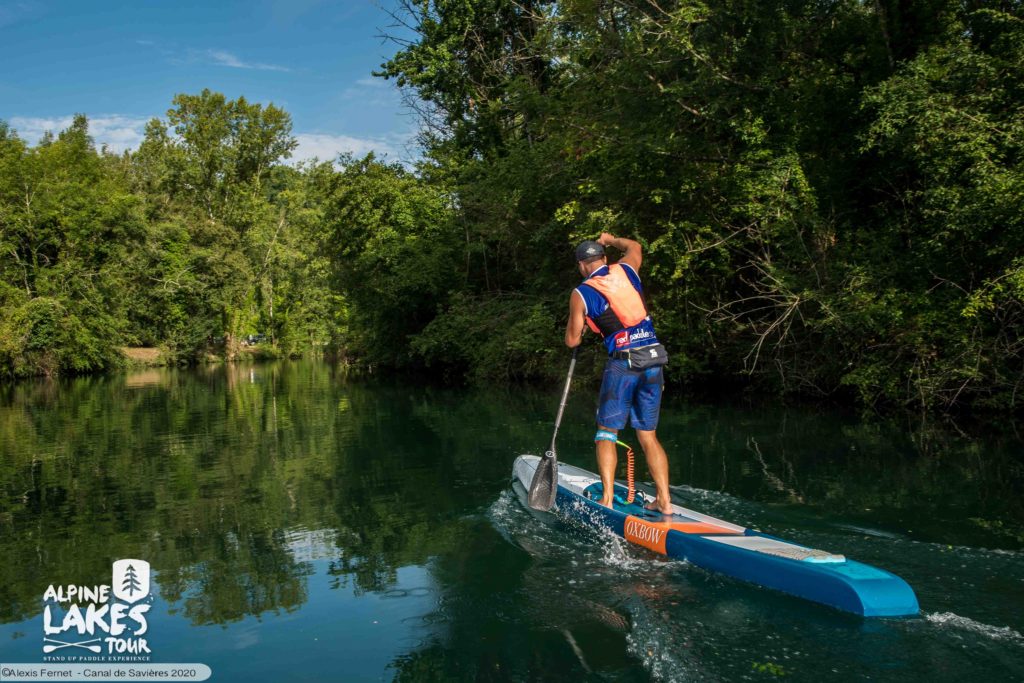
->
[614,330,629,347]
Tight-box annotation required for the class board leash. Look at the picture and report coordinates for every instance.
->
[616,440,636,503]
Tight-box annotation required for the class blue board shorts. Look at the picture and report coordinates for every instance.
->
[596,358,664,431]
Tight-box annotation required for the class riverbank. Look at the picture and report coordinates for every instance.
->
[119,345,291,369]
[121,346,165,367]
[3,348,1021,425]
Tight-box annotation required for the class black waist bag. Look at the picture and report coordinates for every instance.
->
[627,343,668,370]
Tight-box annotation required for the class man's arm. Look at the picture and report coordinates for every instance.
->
[597,232,642,271]
[565,290,586,347]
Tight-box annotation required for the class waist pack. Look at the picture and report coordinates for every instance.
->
[620,343,668,370]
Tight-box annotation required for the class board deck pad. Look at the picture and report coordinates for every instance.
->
[707,535,846,563]
[587,476,844,561]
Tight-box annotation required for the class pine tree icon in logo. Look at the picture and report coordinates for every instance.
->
[112,559,150,604]
[122,564,141,597]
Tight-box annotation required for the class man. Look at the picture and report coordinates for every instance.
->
[564,232,673,514]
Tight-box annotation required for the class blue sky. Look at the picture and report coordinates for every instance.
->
[0,0,418,163]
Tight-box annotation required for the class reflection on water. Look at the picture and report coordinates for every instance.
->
[0,360,1022,681]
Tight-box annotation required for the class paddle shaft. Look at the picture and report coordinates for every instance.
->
[549,347,578,454]
[526,346,579,510]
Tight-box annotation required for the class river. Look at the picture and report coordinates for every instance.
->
[0,360,1022,681]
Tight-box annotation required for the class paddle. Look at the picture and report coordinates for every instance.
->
[527,346,578,510]
[43,637,102,653]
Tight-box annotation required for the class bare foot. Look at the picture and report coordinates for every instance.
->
[598,496,615,509]
[644,499,673,515]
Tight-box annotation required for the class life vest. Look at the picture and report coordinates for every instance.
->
[576,264,659,354]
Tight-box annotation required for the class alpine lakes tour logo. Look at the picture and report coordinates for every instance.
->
[42,559,154,661]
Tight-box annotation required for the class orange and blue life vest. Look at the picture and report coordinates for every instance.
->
[575,263,659,355]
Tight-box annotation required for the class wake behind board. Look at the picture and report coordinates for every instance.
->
[514,455,919,617]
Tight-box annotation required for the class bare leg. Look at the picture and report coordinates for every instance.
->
[636,429,672,514]
[596,426,618,508]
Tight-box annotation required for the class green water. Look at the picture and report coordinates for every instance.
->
[0,360,1022,681]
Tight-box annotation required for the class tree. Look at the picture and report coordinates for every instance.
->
[321,154,456,367]
[127,90,305,358]
[0,116,145,376]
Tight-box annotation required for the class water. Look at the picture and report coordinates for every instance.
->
[0,360,1022,681]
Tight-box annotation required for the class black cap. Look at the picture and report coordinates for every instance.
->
[575,240,605,262]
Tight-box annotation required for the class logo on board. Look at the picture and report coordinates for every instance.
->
[41,559,154,662]
[624,517,669,554]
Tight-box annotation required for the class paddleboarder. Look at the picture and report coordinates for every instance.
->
[565,233,673,514]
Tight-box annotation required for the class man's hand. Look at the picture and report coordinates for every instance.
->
[595,233,642,271]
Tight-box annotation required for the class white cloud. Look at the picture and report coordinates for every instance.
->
[292,132,415,165]
[140,42,291,72]
[202,49,290,72]
[9,115,150,153]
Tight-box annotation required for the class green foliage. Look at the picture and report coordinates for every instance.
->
[412,293,565,381]
[0,115,144,376]
[320,154,457,367]
[376,0,1024,410]
[157,88,296,214]
[0,92,341,375]
[130,90,307,358]
[3,0,1024,415]
[752,661,788,676]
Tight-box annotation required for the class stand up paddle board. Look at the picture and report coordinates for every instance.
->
[513,455,919,617]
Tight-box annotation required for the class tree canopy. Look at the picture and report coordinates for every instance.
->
[1,1,1022,413]
[377,0,1024,411]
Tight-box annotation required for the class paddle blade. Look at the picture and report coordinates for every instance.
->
[527,451,558,510]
